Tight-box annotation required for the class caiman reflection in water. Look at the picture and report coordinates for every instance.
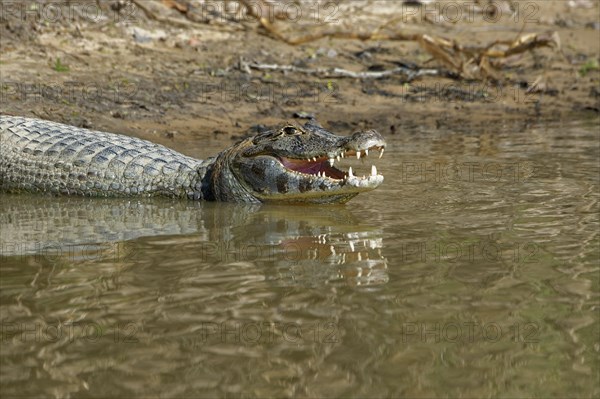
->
[0,194,388,287]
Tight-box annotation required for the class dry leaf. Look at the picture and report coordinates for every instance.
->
[161,0,188,13]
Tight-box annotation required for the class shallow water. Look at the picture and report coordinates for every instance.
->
[1,118,598,398]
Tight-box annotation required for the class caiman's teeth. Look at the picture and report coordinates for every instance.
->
[379,148,384,159]
[341,152,345,158]
[329,158,334,166]
[312,157,317,162]
[336,155,341,162]
[371,165,377,176]
[365,148,369,157]
[348,167,354,178]
[356,151,361,160]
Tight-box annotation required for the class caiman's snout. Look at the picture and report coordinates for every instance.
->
[345,130,386,157]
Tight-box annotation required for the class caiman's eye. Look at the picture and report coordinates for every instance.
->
[283,126,297,135]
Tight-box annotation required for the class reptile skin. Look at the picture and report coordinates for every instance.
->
[1,116,386,203]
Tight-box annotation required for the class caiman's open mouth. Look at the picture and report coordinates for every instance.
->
[278,145,385,182]
[235,124,387,203]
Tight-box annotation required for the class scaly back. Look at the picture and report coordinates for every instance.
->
[0,116,204,197]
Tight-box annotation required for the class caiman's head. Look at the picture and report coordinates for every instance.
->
[210,120,386,204]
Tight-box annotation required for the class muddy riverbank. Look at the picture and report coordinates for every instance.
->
[1,0,598,159]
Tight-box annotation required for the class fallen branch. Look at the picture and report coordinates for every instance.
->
[416,32,560,80]
[238,0,561,81]
[482,31,561,58]
[244,61,440,80]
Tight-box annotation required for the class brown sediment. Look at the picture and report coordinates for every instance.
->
[0,0,597,162]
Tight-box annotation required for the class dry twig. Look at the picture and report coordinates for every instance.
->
[243,61,440,80]
[238,0,561,81]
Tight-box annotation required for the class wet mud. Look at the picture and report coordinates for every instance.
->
[0,0,598,159]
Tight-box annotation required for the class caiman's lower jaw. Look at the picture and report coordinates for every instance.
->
[278,145,385,190]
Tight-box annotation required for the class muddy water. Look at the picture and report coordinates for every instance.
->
[1,119,598,398]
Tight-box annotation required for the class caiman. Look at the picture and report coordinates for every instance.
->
[0,115,386,204]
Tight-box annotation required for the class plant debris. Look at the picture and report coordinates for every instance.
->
[236,0,561,82]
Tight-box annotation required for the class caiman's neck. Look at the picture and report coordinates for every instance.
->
[185,145,258,202]
[205,143,260,203]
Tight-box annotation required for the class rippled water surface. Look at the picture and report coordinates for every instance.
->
[1,119,598,398]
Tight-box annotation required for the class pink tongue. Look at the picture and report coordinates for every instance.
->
[296,163,322,174]
[280,158,323,175]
